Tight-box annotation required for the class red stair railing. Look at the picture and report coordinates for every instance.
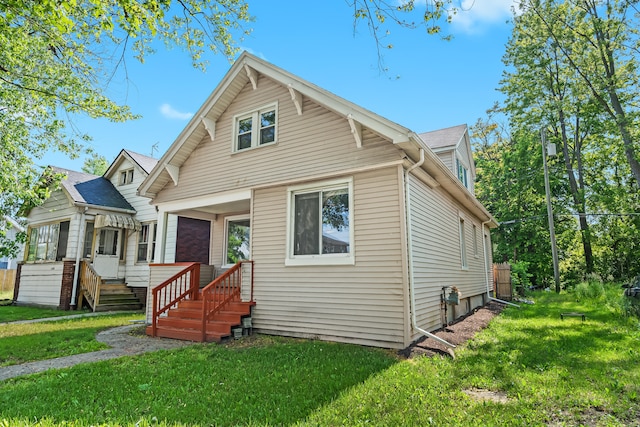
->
[200,260,253,342]
[150,262,200,337]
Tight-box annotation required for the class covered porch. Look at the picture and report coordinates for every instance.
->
[145,190,255,342]
[152,189,252,271]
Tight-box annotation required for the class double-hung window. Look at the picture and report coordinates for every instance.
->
[137,222,157,263]
[234,104,277,151]
[120,169,134,185]
[286,178,354,266]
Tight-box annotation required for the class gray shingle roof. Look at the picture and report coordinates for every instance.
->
[418,124,467,150]
[52,167,135,211]
[123,150,158,174]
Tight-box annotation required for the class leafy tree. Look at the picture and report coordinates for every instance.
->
[472,111,574,288]
[0,0,253,226]
[500,1,602,274]
[82,152,109,176]
[519,0,640,187]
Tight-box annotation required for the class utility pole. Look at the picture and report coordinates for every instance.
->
[541,129,561,293]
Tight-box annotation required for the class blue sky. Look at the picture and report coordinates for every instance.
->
[48,0,516,171]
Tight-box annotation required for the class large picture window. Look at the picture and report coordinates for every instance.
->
[233,104,277,152]
[26,221,69,262]
[287,179,354,266]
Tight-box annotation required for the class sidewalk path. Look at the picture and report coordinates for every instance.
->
[0,320,194,382]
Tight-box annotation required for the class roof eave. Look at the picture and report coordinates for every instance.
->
[401,135,498,228]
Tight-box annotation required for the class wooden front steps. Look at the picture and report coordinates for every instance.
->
[146,299,255,343]
[82,283,143,312]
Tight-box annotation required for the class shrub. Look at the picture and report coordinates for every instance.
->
[574,280,605,300]
[511,260,532,295]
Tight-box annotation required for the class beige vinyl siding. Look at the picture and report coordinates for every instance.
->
[250,167,407,349]
[436,150,455,174]
[16,263,63,306]
[154,75,403,204]
[408,174,488,334]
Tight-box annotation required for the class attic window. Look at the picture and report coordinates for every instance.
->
[120,169,134,185]
[456,158,468,189]
[233,103,277,152]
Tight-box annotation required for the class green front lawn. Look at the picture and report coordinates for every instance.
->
[0,305,89,323]
[0,290,638,426]
[0,313,145,366]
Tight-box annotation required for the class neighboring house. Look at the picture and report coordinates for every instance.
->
[1,216,25,270]
[141,52,498,349]
[14,150,159,310]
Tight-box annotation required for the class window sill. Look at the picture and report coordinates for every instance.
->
[285,255,355,267]
[231,141,278,155]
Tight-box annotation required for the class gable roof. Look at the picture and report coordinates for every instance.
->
[419,124,467,151]
[52,167,135,212]
[419,124,476,175]
[104,149,159,179]
[139,52,496,227]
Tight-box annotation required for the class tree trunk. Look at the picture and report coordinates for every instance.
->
[557,110,595,273]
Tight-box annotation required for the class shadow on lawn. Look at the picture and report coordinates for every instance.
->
[0,336,399,426]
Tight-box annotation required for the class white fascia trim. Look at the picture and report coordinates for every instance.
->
[154,189,252,213]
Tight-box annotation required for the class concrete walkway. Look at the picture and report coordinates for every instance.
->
[0,314,194,382]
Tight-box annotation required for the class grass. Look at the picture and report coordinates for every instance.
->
[0,291,638,426]
[0,304,91,323]
[0,312,145,366]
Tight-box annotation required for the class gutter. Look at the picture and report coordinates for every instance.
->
[404,148,456,350]
[73,202,136,215]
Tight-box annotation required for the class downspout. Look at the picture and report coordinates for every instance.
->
[70,207,87,309]
[482,220,492,301]
[405,148,456,350]
[482,219,520,308]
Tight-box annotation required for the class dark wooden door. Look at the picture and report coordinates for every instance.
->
[175,217,211,264]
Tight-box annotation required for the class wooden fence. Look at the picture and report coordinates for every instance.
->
[0,269,16,295]
[493,262,512,301]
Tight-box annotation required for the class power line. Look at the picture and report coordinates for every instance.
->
[499,212,640,225]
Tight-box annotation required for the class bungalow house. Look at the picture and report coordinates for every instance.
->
[14,150,159,311]
[141,52,498,349]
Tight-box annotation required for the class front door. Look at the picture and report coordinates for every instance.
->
[93,228,120,279]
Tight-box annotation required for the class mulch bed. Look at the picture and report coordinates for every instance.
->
[400,300,505,359]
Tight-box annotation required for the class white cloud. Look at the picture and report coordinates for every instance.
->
[159,103,194,120]
[450,0,518,33]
